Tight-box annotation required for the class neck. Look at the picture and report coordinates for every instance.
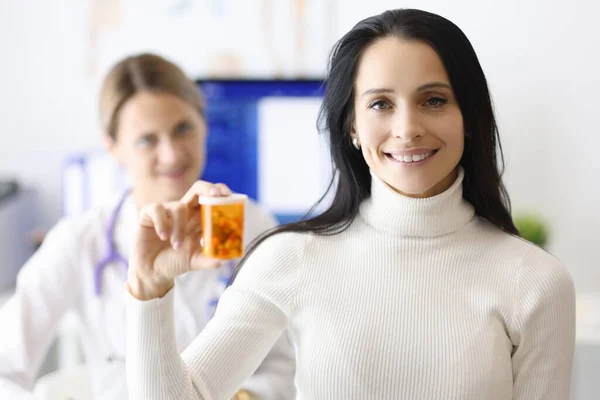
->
[359,168,475,237]
[387,169,459,199]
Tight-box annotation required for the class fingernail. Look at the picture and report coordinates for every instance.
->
[209,187,219,196]
[159,232,168,241]
[173,241,182,250]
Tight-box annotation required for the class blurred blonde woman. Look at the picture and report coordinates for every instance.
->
[0,53,295,400]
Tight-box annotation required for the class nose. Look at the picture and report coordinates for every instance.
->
[156,137,181,164]
[392,105,425,141]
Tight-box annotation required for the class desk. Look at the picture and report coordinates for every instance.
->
[572,294,600,399]
[0,188,39,292]
[572,339,600,399]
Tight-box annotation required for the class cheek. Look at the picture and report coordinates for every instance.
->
[446,127,465,158]
[430,113,464,154]
[452,134,465,158]
[129,151,156,175]
[355,113,390,147]
[187,132,206,159]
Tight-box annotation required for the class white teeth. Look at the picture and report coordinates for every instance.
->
[390,151,432,163]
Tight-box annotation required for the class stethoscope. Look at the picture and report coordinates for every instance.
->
[93,189,130,296]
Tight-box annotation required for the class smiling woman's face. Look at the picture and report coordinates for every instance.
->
[107,90,207,205]
[352,37,464,198]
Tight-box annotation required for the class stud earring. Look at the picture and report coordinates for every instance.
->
[352,137,360,150]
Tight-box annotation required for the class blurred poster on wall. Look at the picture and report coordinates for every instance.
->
[87,0,334,79]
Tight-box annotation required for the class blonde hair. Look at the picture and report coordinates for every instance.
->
[99,53,204,140]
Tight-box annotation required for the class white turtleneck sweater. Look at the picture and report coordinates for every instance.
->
[126,170,576,400]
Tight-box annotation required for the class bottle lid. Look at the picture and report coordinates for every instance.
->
[198,193,248,205]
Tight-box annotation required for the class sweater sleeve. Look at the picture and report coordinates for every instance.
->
[236,202,296,399]
[126,232,305,400]
[509,245,576,400]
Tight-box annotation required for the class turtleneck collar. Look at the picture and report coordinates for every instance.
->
[359,168,475,237]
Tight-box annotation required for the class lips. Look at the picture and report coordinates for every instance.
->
[159,166,189,179]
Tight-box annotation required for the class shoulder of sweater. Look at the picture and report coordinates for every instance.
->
[249,230,312,262]
[471,219,575,333]
[474,217,569,275]
[235,231,311,289]
[472,217,573,288]
[474,219,574,304]
[517,243,574,296]
[508,243,575,334]
[473,216,535,255]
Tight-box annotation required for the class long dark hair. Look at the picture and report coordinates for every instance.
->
[233,8,517,279]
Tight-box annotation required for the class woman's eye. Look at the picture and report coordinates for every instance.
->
[424,97,448,107]
[369,100,391,110]
[138,135,156,147]
[174,121,192,136]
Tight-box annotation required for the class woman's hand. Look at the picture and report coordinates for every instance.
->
[127,181,232,300]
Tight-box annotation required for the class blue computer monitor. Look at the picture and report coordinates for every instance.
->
[197,79,325,223]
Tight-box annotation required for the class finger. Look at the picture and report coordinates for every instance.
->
[185,210,201,234]
[164,201,189,250]
[213,182,232,196]
[180,181,216,204]
[139,203,171,241]
[180,180,233,205]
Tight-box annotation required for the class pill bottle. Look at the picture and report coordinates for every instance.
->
[198,194,247,259]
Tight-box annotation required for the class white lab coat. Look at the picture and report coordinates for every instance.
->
[0,194,296,399]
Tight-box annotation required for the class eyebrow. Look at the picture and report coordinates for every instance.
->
[418,82,452,91]
[137,132,157,141]
[361,82,452,97]
[170,118,191,131]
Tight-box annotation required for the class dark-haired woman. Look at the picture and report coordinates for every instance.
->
[125,9,575,400]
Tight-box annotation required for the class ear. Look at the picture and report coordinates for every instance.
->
[102,133,114,152]
[350,123,359,141]
[102,134,124,166]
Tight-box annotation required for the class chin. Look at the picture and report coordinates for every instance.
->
[391,169,460,198]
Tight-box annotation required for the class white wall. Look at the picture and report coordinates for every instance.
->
[0,0,598,291]
[0,0,97,225]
